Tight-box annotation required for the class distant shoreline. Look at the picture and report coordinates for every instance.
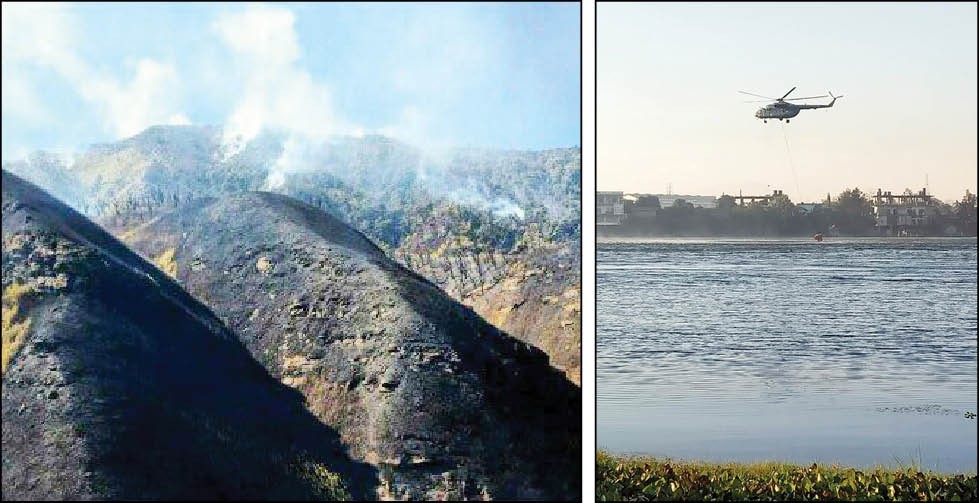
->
[597,235,978,244]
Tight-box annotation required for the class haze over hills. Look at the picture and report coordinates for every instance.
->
[1,171,370,500]
[2,125,580,249]
[4,125,582,383]
[121,190,581,499]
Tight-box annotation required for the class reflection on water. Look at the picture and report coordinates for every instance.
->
[598,238,977,473]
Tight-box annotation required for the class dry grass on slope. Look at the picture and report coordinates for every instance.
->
[2,282,34,374]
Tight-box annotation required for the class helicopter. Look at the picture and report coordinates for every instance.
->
[739,87,842,123]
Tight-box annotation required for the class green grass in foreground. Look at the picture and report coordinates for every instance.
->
[597,451,978,501]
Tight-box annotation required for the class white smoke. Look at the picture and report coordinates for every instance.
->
[264,134,323,190]
[218,128,250,163]
[446,183,526,221]
[213,4,353,166]
[265,170,286,190]
[209,3,525,217]
[489,198,526,220]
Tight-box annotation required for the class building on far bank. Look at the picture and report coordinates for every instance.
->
[597,191,626,225]
[795,203,827,215]
[656,194,717,208]
[872,188,938,236]
[623,194,660,218]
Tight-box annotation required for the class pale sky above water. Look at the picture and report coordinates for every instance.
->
[598,2,977,203]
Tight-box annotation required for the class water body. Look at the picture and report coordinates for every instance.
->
[598,238,977,473]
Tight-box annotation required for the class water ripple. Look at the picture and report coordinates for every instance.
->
[598,238,978,472]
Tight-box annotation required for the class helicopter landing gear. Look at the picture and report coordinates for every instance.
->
[786,119,790,123]
[763,120,767,123]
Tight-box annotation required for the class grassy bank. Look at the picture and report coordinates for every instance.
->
[597,451,977,501]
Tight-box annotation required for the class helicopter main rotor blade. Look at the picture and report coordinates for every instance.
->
[738,90,775,100]
[785,95,829,101]
[742,100,771,103]
[779,87,797,100]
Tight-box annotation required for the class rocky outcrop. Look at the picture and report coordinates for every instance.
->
[395,239,581,385]
[391,212,581,385]
[1,171,371,500]
[124,192,581,500]
[394,248,510,300]
[460,244,581,385]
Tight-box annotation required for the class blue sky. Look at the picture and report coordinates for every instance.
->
[599,2,977,202]
[1,2,580,161]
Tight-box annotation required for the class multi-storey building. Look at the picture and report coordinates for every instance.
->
[656,194,717,209]
[597,191,626,225]
[873,188,938,236]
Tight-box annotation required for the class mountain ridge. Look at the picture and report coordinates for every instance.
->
[5,125,582,384]
[2,170,376,500]
[123,189,581,499]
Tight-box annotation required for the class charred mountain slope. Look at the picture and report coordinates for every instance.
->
[5,126,582,386]
[1,171,374,500]
[124,191,581,500]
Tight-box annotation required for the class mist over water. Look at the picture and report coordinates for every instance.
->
[598,238,978,473]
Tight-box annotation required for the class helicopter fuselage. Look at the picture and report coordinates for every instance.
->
[754,103,800,120]
[752,94,840,122]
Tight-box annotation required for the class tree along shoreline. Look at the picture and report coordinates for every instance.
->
[599,188,978,238]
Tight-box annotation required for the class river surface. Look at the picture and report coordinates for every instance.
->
[597,238,977,473]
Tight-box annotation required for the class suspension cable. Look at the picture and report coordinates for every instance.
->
[780,122,801,197]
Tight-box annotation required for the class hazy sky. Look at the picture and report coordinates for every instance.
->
[2,2,580,161]
[598,2,977,203]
